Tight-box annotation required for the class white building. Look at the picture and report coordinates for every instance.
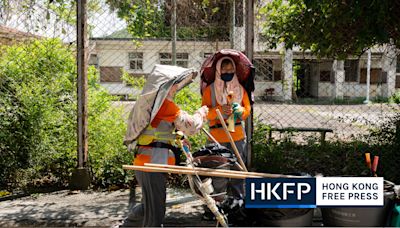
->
[249,46,400,101]
[90,27,400,101]
[89,38,230,99]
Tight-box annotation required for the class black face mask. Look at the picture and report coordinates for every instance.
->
[221,73,234,82]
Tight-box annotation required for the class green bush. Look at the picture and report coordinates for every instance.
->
[0,39,131,190]
[0,76,32,188]
[87,67,133,188]
[0,39,77,189]
[121,70,146,100]
[389,91,400,104]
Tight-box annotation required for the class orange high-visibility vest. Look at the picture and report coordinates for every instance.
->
[134,99,180,166]
[201,83,251,143]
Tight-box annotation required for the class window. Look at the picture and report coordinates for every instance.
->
[128,52,143,70]
[159,53,172,65]
[273,71,282,81]
[159,52,189,67]
[320,71,331,82]
[254,58,273,81]
[344,59,359,82]
[359,68,384,84]
[176,53,189,67]
[100,67,123,82]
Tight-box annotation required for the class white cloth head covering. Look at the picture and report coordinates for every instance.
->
[124,64,197,145]
[214,56,243,105]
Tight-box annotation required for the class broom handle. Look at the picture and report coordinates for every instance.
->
[216,109,248,172]
[202,128,221,146]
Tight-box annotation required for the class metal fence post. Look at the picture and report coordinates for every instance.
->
[70,0,90,190]
[245,0,254,168]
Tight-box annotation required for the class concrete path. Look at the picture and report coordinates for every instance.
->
[0,188,214,227]
[0,187,325,227]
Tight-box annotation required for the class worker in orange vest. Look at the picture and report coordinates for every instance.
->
[120,65,208,227]
[201,57,251,211]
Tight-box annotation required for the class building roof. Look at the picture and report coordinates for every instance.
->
[0,25,41,45]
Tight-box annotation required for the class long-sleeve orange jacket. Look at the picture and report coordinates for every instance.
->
[201,84,251,143]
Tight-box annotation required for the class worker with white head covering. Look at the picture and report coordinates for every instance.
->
[120,65,209,227]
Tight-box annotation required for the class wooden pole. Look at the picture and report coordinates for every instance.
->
[77,0,88,168]
[143,163,302,179]
[124,165,254,179]
[123,164,304,179]
[216,109,248,172]
[245,0,254,169]
[69,0,90,190]
[202,128,220,146]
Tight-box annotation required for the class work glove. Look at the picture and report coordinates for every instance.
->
[232,102,244,118]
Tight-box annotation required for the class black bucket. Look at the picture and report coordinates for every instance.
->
[321,185,395,226]
[252,208,314,227]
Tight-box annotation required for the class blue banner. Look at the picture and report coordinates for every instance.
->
[245,178,317,208]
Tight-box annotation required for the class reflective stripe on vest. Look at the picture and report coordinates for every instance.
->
[134,148,175,166]
[135,120,176,166]
[137,121,177,145]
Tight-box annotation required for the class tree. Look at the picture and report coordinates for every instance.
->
[0,39,130,189]
[106,0,231,40]
[259,0,400,59]
[0,0,100,36]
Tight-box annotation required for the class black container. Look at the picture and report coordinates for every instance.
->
[321,191,395,226]
[254,208,314,227]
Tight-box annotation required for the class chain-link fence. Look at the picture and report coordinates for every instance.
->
[1,0,399,204]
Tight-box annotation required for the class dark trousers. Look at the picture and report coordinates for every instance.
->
[221,139,247,200]
[122,171,166,227]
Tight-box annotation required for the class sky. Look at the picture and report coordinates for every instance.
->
[0,1,126,42]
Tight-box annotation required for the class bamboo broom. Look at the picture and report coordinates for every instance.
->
[175,138,228,227]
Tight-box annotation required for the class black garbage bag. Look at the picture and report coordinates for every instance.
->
[192,144,252,226]
[191,143,238,202]
[192,143,235,159]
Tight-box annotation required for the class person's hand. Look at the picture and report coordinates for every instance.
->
[232,102,244,117]
[222,104,233,116]
[197,105,209,121]
[195,106,209,122]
